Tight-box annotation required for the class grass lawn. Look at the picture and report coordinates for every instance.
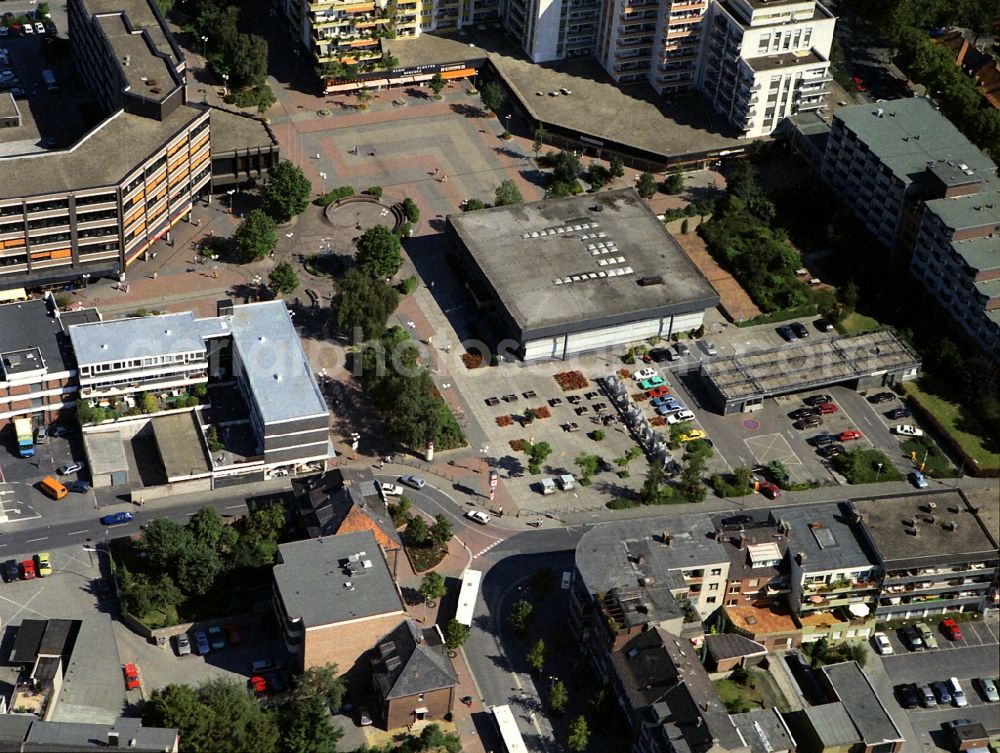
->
[405,543,447,573]
[903,381,1000,471]
[900,436,956,478]
[713,677,764,713]
[837,312,882,335]
[832,448,904,484]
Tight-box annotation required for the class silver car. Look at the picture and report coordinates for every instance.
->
[399,475,425,490]
[175,633,191,656]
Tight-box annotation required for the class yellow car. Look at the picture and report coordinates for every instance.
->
[679,429,707,443]
[35,552,52,577]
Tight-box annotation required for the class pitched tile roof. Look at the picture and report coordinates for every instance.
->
[371,621,458,700]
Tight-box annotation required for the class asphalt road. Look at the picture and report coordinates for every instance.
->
[883,644,1000,685]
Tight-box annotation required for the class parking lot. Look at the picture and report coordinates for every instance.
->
[1,429,96,523]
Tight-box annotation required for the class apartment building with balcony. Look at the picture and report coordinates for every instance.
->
[0,297,76,430]
[697,0,835,137]
[502,0,601,62]
[850,490,999,619]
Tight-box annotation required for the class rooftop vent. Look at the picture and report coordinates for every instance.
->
[906,528,919,536]
[101,344,108,349]
[876,108,885,118]
[164,329,171,335]
[943,521,959,531]
[638,276,664,286]
[344,581,354,590]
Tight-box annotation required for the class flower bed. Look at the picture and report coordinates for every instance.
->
[554,370,588,391]
[528,406,551,419]
[496,415,514,427]
[462,352,484,369]
[509,438,528,452]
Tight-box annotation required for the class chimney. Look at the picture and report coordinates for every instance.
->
[109,731,120,747]
[417,631,424,644]
[795,552,806,565]
[944,521,959,531]
[906,528,919,537]
[662,532,672,545]
[739,533,748,550]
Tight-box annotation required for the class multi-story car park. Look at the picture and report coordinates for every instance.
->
[447,188,719,361]
[850,490,999,620]
[0,0,278,292]
[808,98,1000,359]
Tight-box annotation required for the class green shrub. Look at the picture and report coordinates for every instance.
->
[590,430,605,441]
[399,275,419,295]
[396,221,412,238]
[364,186,384,198]
[316,186,355,206]
[402,197,420,223]
[606,498,639,510]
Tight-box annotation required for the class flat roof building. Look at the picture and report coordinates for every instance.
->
[819,661,904,753]
[272,531,406,674]
[448,188,719,361]
[701,330,921,414]
[850,490,999,618]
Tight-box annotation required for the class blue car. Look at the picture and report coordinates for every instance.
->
[909,470,929,489]
[193,631,210,655]
[650,396,672,408]
[207,625,225,651]
[100,511,134,526]
[656,403,684,416]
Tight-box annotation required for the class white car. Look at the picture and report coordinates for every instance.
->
[892,424,923,437]
[380,482,404,497]
[23,24,33,34]
[465,510,491,525]
[873,632,893,655]
[35,23,45,34]
[666,409,695,424]
[632,367,658,381]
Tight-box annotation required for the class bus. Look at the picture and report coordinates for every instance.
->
[13,417,34,457]
[454,568,482,627]
[489,705,528,753]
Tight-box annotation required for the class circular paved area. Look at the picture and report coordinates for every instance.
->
[324,199,397,252]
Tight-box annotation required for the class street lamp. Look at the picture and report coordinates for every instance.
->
[200,35,208,60]
[221,73,229,96]
[226,188,236,214]
[874,462,883,485]
[505,113,511,134]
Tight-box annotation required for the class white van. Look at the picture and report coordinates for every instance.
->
[949,677,968,707]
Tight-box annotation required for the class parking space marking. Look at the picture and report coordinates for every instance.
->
[26,537,47,543]
[68,529,89,536]
[744,433,803,469]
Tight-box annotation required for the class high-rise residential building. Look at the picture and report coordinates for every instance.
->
[502,0,601,62]
[697,0,835,138]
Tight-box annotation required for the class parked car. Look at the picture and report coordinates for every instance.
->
[22,23,32,34]
[811,433,837,446]
[20,559,36,579]
[68,480,90,494]
[249,675,268,698]
[175,633,191,656]
[465,510,491,525]
[789,321,809,338]
[758,481,780,500]
[656,403,681,416]
[897,683,919,709]
[224,624,241,646]
[650,396,674,408]
[776,325,797,342]
[34,22,44,34]
[35,426,47,444]
[679,429,707,443]
[57,462,84,475]
[645,348,675,363]
[887,407,912,419]
[35,552,51,577]
[251,658,275,673]
[817,444,845,459]
[207,625,225,651]
[666,410,695,424]
[95,578,115,601]
[122,663,140,690]
[193,631,210,655]
[838,430,863,441]
[941,618,963,640]
[639,376,666,390]
[632,368,659,381]
[648,386,670,398]
[868,392,896,404]
[949,677,968,707]
[918,683,937,708]
[932,680,952,705]
[399,475,425,490]
[2,559,19,582]
[804,394,834,407]
[794,416,822,430]
[814,317,834,332]
[101,511,134,526]
[789,407,818,420]
[673,342,690,357]
[699,340,718,356]
[899,625,924,651]
[892,424,923,436]
[380,483,404,497]
[977,677,999,703]
[909,470,929,488]
[655,397,681,412]
[915,622,939,649]
[873,632,893,655]
[817,402,838,414]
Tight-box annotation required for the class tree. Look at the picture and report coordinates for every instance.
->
[527,441,552,474]
[609,155,625,178]
[444,619,470,650]
[429,513,453,546]
[614,446,643,474]
[280,695,343,753]
[418,725,462,752]
[228,34,268,89]
[550,680,569,715]
[175,541,222,596]
[509,598,533,633]
[463,197,486,211]
[331,267,400,341]
[356,224,403,279]
[662,171,684,195]
[526,638,546,674]
[407,514,428,545]
[636,171,657,199]
[244,502,285,542]
[567,715,590,752]
[494,179,524,206]
[402,197,420,223]
[480,80,505,113]
[533,124,545,158]
[139,392,158,414]
[269,261,299,295]
[681,218,690,234]
[574,452,602,479]
[189,507,237,554]
[293,663,346,710]
[262,161,311,222]
[233,209,277,263]
[640,460,666,505]
[588,164,610,191]
[429,72,446,98]
[419,571,447,603]
[143,518,193,568]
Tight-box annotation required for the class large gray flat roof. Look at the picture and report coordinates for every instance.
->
[803,703,861,746]
[68,311,220,365]
[703,330,921,401]
[450,189,719,336]
[97,13,179,103]
[0,299,71,377]
[833,98,997,186]
[851,491,998,566]
[83,429,130,475]
[0,105,205,200]
[152,412,210,479]
[822,662,903,745]
[575,513,728,595]
[274,532,404,628]
[49,615,125,725]
[780,502,871,571]
[209,107,278,153]
[229,301,328,424]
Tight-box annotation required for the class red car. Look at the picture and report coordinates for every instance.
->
[122,663,140,690]
[817,402,838,414]
[851,75,866,91]
[21,560,36,579]
[249,675,268,698]
[759,482,781,500]
[648,386,670,398]
[838,430,863,441]
[940,618,963,641]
